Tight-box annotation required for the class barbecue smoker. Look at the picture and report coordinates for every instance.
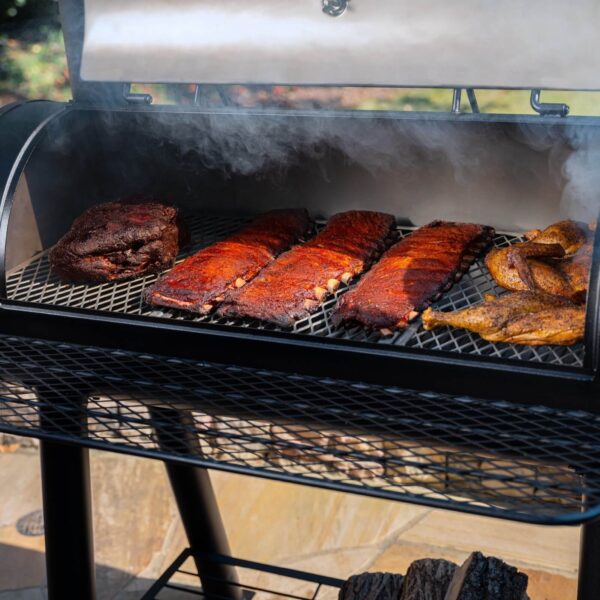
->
[2,0,600,598]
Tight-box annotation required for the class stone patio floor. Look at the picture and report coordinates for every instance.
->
[0,439,579,599]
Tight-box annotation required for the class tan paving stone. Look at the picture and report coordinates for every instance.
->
[0,453,42,527]
[210,471,429,563]
[398,510,580,575]
[0,447,585,600]
[90,452,179,600]
[524,569,577,600]
[368,541,468,574]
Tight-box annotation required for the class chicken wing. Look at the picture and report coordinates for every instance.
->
[422,292,584,346]
[485,220,592,302]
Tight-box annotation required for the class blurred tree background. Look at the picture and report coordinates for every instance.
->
[1,0,600,114]
[0,0,70,105]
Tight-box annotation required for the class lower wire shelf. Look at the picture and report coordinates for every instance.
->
[142,550,344,599]
[0,333,598,525]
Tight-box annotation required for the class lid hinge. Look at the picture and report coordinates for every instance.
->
[530,89,569,117]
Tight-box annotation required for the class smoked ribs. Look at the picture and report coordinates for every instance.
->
[332,220,494,331]
[144,209,310,314]
[218,211,396,327]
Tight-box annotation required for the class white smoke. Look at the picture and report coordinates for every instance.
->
[561,127,600,223]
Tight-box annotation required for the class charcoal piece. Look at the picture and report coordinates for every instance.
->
[50,201,186,283]
[400,559,458,600]
[339,572,404,600]
[444,552,529,600]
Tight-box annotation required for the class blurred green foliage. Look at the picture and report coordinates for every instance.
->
[0,0,70,103]
[1,28,69,101]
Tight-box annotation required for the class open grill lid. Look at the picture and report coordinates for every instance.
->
[60,0,600,98]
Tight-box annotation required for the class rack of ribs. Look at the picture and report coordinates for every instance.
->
[218,211,396,327]
[143,209,310,314]
[332,220,495,333]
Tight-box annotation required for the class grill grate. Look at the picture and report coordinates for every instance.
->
[142,549,344,599]
[0,333,598,524]
[6,214,585,367]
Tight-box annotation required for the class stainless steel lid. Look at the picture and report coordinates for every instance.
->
[71,0,600,91]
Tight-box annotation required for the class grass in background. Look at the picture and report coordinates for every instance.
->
[358,88,600,116]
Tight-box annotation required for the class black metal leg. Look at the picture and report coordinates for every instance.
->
[150,406,241,600]
[39,391,96,600]
[578,516,600,600]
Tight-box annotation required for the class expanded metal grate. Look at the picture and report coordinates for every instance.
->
[0,333,598,524]
[5,213,585,367]
[142,550,344,599]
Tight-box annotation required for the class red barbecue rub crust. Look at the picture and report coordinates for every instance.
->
[144,209,310,314]
[49,201,187,283]
[332,220,494,330]
[218,211,396,327]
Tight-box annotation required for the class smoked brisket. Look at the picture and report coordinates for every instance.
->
[50,201,186,283]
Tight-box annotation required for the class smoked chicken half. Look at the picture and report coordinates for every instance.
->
[485,220,592,303]
[422,292,585,346]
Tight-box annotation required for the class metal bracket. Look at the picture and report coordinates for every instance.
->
[530,89,569,117]
[452,88,480,114]
[451,89,462,113]
[122,84,153,105]
[322,0,349,17]
[193,85,235,107]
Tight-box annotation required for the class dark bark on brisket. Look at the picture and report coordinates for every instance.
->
[338,572,404,600]
[400,559,458,600]
[444,552,529,600]
[49,201,186,283]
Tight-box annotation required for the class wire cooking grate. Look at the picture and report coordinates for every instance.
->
[5,214,585,367]
[0,333,597,524]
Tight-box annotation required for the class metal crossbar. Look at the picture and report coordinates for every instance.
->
[142,549,345,599]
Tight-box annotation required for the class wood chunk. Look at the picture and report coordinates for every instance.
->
[339,572,404,600]
[400,559,457,600]
[444,552,528,600]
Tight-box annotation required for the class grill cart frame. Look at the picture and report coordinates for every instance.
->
[2,0,600,598]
